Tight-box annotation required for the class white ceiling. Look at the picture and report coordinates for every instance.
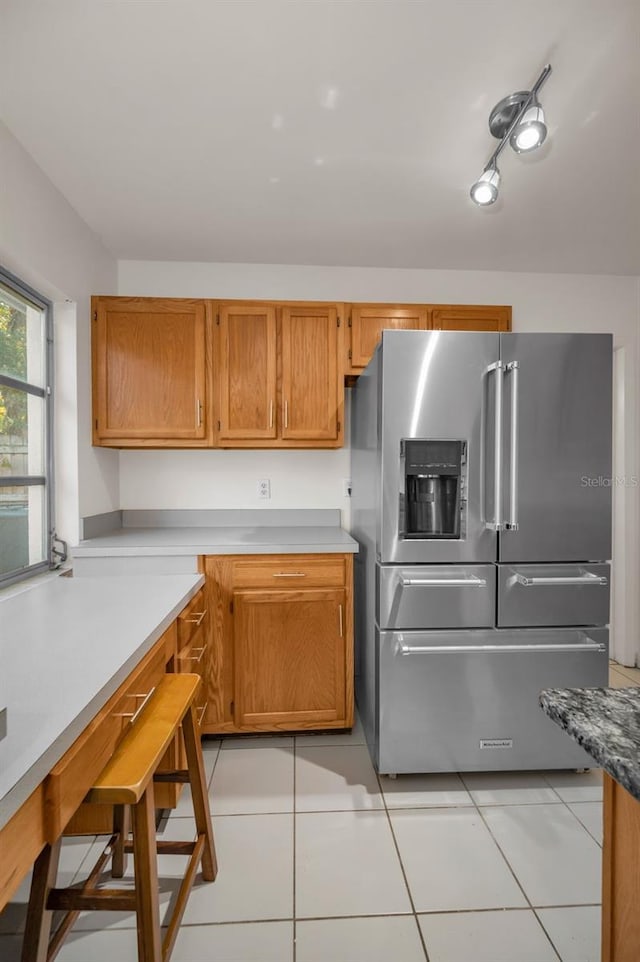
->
[1,0,639,274]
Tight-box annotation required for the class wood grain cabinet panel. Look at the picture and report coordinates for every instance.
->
[348,304,429,372]
[430,304,511,331]
[202,553,354,734]
[217,303,277,441]
[602,773,640,962]
[92,296,212,447]
[234,588,346,728]
[281,305,340,441]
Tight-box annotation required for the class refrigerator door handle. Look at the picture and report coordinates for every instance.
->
[400,576,487,587]
[396,638,607,656]
[485,360,505,531]
[505,360,520,531]
[514,572,609,587]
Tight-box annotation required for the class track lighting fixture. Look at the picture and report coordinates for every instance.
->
[470,64,551,206]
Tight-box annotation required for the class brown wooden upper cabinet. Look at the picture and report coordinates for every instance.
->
[430,304,512,332]
[215,301,344,448]
[217,303,278,443]
[346,302,512,374]
[92,296,212,447]
[348,304,429,371]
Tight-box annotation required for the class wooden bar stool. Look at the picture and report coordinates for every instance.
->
[22,673,217,962]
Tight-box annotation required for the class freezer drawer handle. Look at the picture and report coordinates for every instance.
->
[485,360,505,532]
[514,573,608,587]
[395,639,606,656]
[400,576,487,588]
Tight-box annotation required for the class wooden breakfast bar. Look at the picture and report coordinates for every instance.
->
[0,573,204,915]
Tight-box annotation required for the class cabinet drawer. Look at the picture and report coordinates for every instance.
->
[177,587,207,646]
[45,640,166,842]
[232,556,346,589]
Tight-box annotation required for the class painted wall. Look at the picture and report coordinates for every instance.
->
[118,259,640,663]
[0,121,118,544]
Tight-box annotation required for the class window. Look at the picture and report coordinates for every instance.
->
[0,268,55,584]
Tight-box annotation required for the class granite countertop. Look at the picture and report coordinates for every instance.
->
[72,508,359,558]
[0,573,203,830]
[540,687,640,802]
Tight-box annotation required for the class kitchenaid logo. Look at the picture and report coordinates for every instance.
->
[479,738,513,750]
[581,475,638,487]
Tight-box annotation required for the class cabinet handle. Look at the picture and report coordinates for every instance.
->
[339,604,344,637]
[184,609,207,626]
[114,687,156,722]
[185,646,206,664]
[283,400,289,428]
[198,702,208,726]
[269,400,274,429]
[196,399,203,427]
[272,572,307,578]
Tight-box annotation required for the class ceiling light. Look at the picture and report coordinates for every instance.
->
[470,166,500,206]
[470,64,551,207]
[510,98,547,153]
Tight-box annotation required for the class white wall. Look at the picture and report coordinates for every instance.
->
[119,259,640,663]
[0,121,118,544]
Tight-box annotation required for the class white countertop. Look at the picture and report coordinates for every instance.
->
[73,524,358,557]
[0,573,203,831]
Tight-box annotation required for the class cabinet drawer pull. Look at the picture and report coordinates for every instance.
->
[339,603,344,637]
[283,400,289,428]
[196,398,203,427]
[272,572,307,578]
[114,687,156,722]
[197,702,208,726]
[184,609,207,626]
[269,399,274,429]
[186,646,206,664]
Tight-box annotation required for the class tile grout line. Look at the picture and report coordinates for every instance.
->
[458,772,564,962]
[373,769,432,962]
[540,771,604,850]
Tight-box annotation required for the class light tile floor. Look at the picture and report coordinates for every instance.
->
[1,663,637,962]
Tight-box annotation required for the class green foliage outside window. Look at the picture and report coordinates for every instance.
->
[0,298,28,438]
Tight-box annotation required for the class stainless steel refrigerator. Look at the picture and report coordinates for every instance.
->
[351,330,612,774]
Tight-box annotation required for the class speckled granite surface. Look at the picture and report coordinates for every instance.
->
[540,687,640,801]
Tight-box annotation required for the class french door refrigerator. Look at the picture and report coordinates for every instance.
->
[351,330,612,774]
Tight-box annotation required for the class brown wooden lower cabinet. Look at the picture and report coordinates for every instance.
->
[202,553,354,734]
[602,772,640,961]
[63,592,211,835]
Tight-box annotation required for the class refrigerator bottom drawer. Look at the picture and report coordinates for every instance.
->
[376,628,608,775]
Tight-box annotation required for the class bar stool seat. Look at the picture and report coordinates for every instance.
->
[22,673,217,962]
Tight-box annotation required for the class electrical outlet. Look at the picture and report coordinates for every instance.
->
[343,478,352,497]
[257,478,271,499]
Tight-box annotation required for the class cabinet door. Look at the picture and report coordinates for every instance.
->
[234,588,347,728]
[349,304,428,371]
[93,297,208,442]
[281,305,340,442]
[430,305,511,331]
[217,303,277,440]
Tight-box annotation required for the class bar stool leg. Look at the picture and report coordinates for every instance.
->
[181,704,217,881]
[131,786,162,962]
[21,838,62,962]
[111,803,130,878]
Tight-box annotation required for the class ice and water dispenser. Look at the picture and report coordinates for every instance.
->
[402,439,465,539]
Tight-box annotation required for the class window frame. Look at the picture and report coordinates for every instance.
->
[0,265,55,586]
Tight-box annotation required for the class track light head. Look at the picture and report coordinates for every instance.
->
[510,99,547,152]
[470,166,500,206]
